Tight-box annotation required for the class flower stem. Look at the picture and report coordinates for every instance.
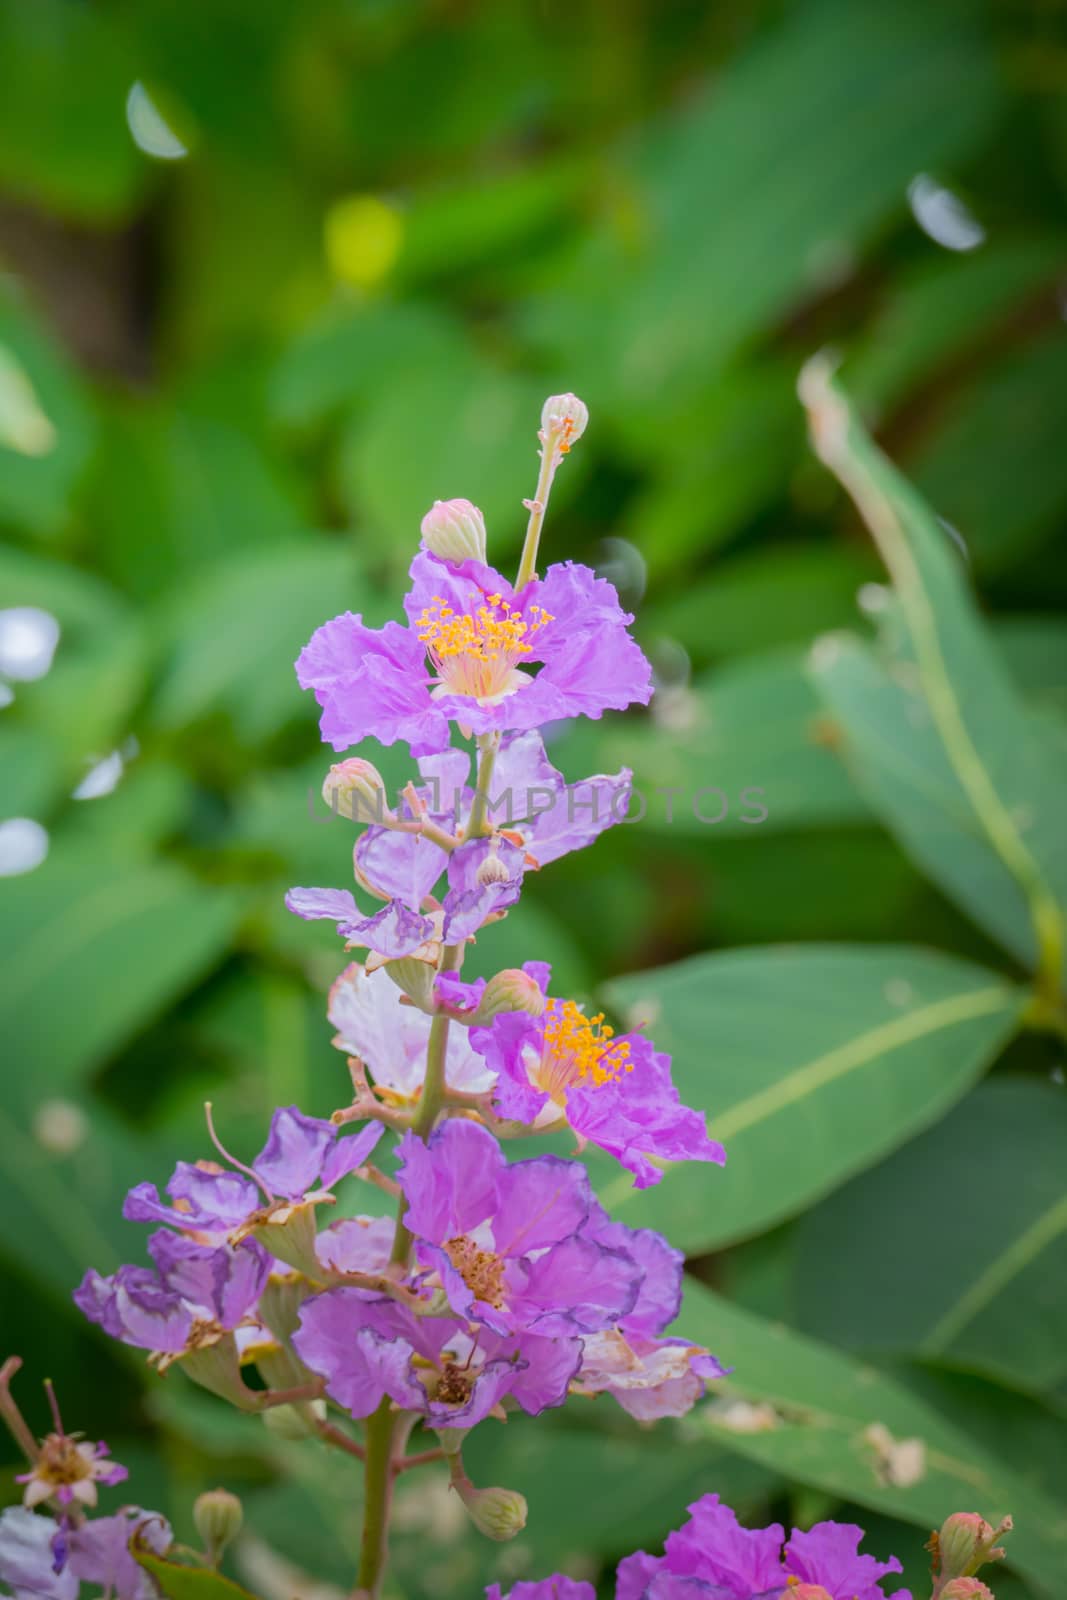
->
[353,1398,396,1599]
[355,729,500,1593]
[515,435,564,591]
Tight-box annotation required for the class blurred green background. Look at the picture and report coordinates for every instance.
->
[2,0,1067,1596]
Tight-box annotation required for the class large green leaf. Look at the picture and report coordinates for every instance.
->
[591,946,1021,1253]
[793,1077,1067,1391]
[152,541,362,740]
[568,647,868,838]
[680,1281,1067,1597]
[531,0,1002,416]
[912,334,1067,575]
[801,362,1067,1002]
[0,843,242,1101]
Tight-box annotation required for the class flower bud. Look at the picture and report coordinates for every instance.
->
[322,760,390,824]
[935,1513,1012,1582]
[260,1399,326,1441]
[420,499,487,565]
[940,1582,995,1600]
[193,1488,243,1562]
[454,1480,528,1542]
[541,393,588,451]
[470,968,546,1024]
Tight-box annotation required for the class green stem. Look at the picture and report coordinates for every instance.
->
[353,1398,396,1599]
[356,731,500,1591]
[514,436,564,591]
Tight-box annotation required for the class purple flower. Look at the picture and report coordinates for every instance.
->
[617,1497,910,1600]
[293,1288,580,1428]
[394,1119,639,1336]
[66,1510,173,1600]
[0,1507,77,1600]
[289,730,634,959]
[284,889,436,961]
[314,1214,394,1275]
[74,1234,269,1354]
[296,551,652,758]
[485,1582,595,1600]
[122,1107,383,1240]
[571,1202,726,1420]
[17,1438,127,1512]
[471,972,725,1189]
[328,962,495,1101]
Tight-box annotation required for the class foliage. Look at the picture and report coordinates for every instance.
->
[1,1,1066,1596]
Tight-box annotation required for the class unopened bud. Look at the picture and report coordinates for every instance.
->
[940,1581,995,1600]
[193,1488,243,1561]
[454,1480,528,1542]
[936,1513,1012,1582]
[471,968,546,1024]
[260,1399,326,1441]
[420,499,487,565]
[322,760,390,824]
[541,393,588,452]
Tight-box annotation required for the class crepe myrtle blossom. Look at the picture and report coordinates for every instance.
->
[288,733,633,962]
[293,1288,581,1428]
[395,1118,641,1336]
[0,1505,172,1600]
[485,1582,594,1600]
[470,966,724,1189]
[13,1380,127,1515]
[615,1495,910,1600]
[74,1232,270,1359]
[120,1106,383,1244]
[572,1202,727,1421]
[295,545,652,759]
[327,961,495,1102]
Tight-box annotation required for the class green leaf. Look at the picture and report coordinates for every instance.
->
[132,1541,262,1600]
[793,1077,1067,1391]
[152,541,362,740]
[801,361,1067,1001]
[0,282,95,533]
[912,333,1067,574]
[0,843,242,1101]
[0,0,143,219]
[592,945,1021,1253]
[644,542,879,665]
[848,238,1065,416]
[533,0,1003,413]
[572,647,868,837]
[679,1280,1067,1597]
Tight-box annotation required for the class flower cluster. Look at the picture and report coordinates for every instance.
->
[489,1494,911,1599]
[0,1373,171,1600]
[7,395,1010,1599]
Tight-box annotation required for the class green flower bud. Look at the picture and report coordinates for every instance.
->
[469,968,546,1025]
[193,1488,243,1562]
[322,759,390,824]
[260,1399,326,1441]
[935,1513,1012,1582]
[454,1480,528,1542]
[420,499,488,565]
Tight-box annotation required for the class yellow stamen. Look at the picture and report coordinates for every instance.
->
[532,1001,633,1106]
[416,591,553,702]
